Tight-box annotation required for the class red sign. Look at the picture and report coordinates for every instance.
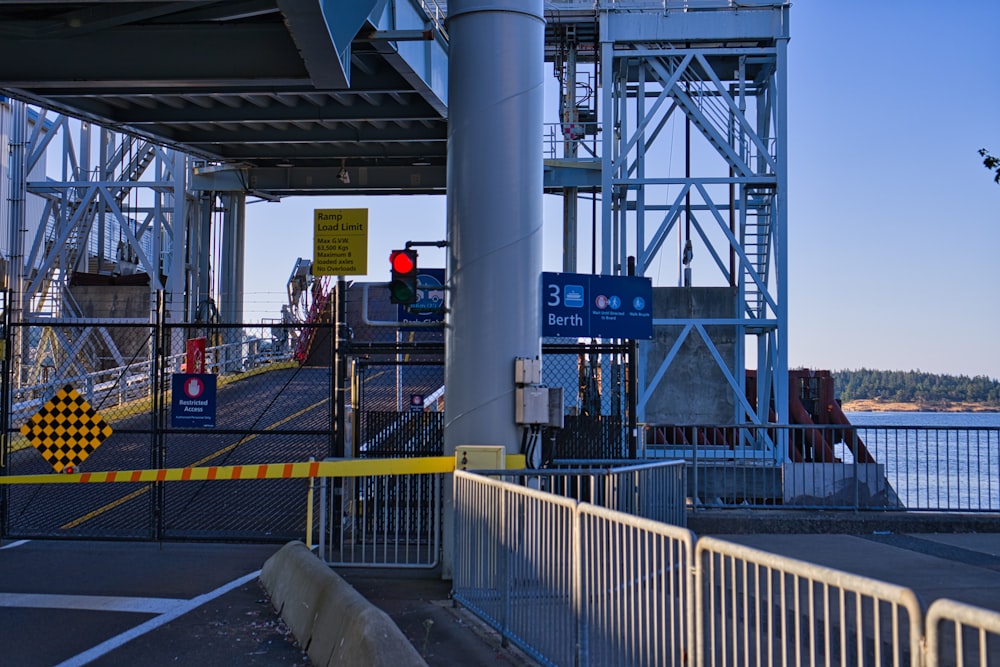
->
[186,337,207,374]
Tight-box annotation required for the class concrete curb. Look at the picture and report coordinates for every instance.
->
[260,541,428,667]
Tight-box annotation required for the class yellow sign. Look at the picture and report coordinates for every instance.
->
[20,384,114,473]
[313,208,368,275]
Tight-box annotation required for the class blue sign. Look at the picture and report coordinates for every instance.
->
[399,268,446,327]
[542,272,653,339]
[171,373,217,428]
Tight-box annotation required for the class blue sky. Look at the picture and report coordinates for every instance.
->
[244,0,1000,379]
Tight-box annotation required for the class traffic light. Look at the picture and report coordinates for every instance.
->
[388,249,418,304]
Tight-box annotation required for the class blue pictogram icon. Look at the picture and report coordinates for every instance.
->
[564,284,585,307]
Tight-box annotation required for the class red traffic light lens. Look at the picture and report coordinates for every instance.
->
[390,250,415,274]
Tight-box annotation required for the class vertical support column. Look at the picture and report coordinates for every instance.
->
[7,99,26,324]
[196,192,213,319]
[773,33,790,436]
[219,193,246,324]
[562,41,578,274]
[96,128,111,275]
[599,32,615,275]
[164,150,188,323]
[444,0,544,577]
[231,194,246,324]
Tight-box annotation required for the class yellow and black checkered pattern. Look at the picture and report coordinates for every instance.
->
[20,384,113,473]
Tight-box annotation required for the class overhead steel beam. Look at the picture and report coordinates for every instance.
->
[193,165,447,195]
[278,0,384,89]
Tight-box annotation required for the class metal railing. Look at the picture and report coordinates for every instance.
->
[696,536,924,667]
[500,458,687,526]
[578,503,695,666]
[645,423,1000,512]
[453,472,579,664]
[8,335,295,428]
[453,469,1000,667]
[317,468,443,568]
[926,598,1000,667]
[453,466,693,666]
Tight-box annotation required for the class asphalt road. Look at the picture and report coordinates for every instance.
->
[0,540,308,667]
[5,367,333,541]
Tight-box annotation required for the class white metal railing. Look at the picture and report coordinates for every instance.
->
[544,122,601,161]
[500,458,687,526]
[9,336,294,426]
[453,470,1000,667]
[697,536,924,667]
[926,598,1000,666]
[453,471,582,665]
[579,503,695,666]
[318,468,442,568]
[417,0,448,40]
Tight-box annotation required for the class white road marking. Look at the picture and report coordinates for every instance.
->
[53,569,261,667]
[0,540,30,550]
[0,593,187,614]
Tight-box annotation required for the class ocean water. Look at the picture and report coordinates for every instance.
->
[845,411,1000,428]
[841,411,1000,510]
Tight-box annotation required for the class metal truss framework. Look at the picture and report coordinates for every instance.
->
[597,3,790,435]
[4,99,247,388]
[4,3,793,448]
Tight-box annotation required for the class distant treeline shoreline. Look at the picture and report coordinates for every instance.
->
[832,369,1000,410]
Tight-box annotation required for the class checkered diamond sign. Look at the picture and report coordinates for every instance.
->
[20,384,113,473]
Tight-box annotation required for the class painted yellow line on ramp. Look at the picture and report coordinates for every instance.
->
[188,398,329,468]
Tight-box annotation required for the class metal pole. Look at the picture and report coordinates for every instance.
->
[562,40,579,274]
[627,256,637,459]
[7,100,26,326]
[153,292,165,540]
[444,0,545,578]
[335,278,348,458]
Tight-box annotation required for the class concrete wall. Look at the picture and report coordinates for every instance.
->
[69,284,149,319]
[643,287,738,424]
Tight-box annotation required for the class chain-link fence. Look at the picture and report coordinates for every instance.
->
[159,323,333,540]
[0,284,638,541]
[3,322,158,538]
[542,342,635,459]
[1,320,335,541]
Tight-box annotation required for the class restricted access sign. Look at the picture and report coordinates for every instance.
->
[541,272,653,339]
[313,208,368,276]
[171,373,217,428]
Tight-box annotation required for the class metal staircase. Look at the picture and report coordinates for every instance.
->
[742,191,774,320]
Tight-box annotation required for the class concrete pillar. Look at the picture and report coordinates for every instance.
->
[442,0,544,577]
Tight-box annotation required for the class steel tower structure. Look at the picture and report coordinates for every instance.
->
[595,2,790,433]
[3,1,792,448]
[1,98,245,386]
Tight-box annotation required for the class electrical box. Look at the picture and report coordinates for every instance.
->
[516,386,550,425]
[547,386,564,429]
[456,445,506,471]
[514,357,542,385]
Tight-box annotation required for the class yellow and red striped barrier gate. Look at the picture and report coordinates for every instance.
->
[0,455,526,486]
